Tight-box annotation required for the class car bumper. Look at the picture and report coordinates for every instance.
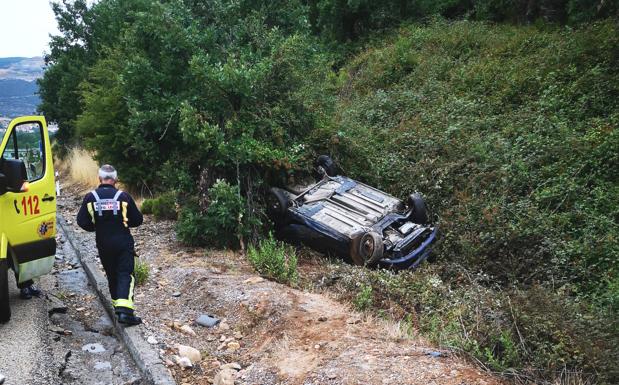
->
[378,227,438,269]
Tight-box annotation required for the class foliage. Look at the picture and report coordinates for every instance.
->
[134,258,149,286]
[247,233,298,284]
[325,19,619,299]
[176,180,249,248]
[175,205,208,247]
[141,191,177,220]
[41,0,334,191]
[328,263,618,382]
[353,284,373,311]
[38,1,618,383]
[140,200,152,215]
[306,0,617,42]
[315,19,618,383]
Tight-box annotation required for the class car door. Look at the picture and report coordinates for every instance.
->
[0,116,56,284]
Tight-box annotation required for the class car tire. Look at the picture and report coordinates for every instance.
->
[350,231,384,266]
[316,155,337,178]
[407,193,428,224]
[267,187,290,223]
[0,259,11,323]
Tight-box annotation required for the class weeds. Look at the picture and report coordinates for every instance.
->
[247,233,298,285]
[323,263,619,383]
[66,147,99,188]
[134,258,149,286]
[353,285,373,311]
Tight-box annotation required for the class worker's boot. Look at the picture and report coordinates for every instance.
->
[117,312,142,326]
[19,285,42,299]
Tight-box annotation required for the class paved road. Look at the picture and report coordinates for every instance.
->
[0,227,141,385]
[0,274,51,385]
[0,270,55,384]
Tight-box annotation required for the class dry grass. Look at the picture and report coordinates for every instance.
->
[552,369,593,385]
[65,147,99,189]
[55,147,143,200]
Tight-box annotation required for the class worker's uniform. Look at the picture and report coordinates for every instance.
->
[76,184,143,315]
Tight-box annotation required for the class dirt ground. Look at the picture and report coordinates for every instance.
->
[59,183,501,385]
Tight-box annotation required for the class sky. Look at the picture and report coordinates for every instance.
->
[0,0,60,58]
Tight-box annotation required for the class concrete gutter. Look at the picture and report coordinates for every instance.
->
[58,214,176,385]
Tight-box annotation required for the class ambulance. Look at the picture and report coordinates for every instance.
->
[0,116,56,323]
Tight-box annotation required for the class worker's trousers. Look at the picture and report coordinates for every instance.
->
[98,246,135,314]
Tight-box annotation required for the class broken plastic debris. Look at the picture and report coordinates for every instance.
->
[196,314,220,328]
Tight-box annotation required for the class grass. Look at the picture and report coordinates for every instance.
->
[353,284,373,311]
[65,147,99,188]
[134,258,149,286]
[247,233,298,284]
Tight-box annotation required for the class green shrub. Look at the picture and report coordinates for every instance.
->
[140,199,153,215]
[353,285,373,311]
[176,180,249,248]
[141,191,177,220]
[175,207,207,246]
[134,258,149,286]
[247,233,298,284]
[151,192,177,220]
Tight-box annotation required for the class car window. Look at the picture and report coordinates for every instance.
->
[1,122,45,182]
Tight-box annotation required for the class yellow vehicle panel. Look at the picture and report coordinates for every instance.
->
[0,116,56,282]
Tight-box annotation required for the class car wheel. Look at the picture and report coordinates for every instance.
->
[350,231,384,266]
[0,259,11,323]
[316,155,337,178]
[407,193,428,224]
[267,187,290,223]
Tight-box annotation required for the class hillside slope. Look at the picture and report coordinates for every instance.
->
[319,19,618,382]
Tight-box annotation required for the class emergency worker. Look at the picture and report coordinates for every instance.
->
[76,165,144,325]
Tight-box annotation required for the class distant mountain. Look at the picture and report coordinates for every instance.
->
[0,57,44,81]
[0,78,38,97]
[0,57,44,118]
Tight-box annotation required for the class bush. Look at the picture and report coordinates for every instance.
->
[134,258,149,286]
[326,264,618,383]
[140,199,153,215]
[353,285,373,311]
[141,191,177,220]
[247,233,298,284]
[176,180,249,248]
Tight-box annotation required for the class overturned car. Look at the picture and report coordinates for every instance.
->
[267,156,437,269]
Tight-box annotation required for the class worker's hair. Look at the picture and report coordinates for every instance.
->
[98,164,118,181]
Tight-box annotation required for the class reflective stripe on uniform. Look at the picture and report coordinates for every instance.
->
[87,202,95,224]
[128,274,134,303]
[113,275,135,310]
[91,189,123,216]
[91,190,103,216]
[121,201,128,228]
[114,299,134,310]
[111,190,122,215]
